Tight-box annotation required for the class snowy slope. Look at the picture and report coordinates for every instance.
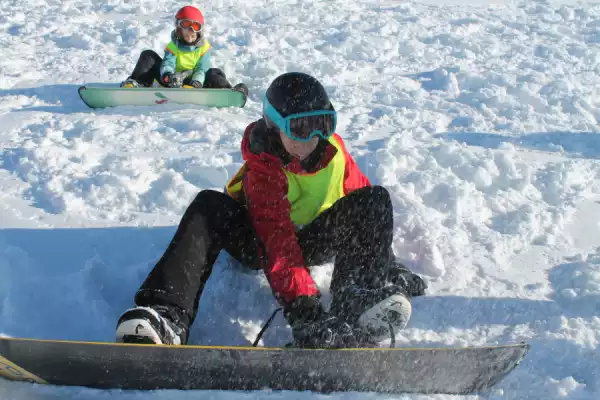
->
[1,0,600,398]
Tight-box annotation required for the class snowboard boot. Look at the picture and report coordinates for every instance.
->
[330,285,412,343]
[120,78,142,88]
[115,305,188,345]
[233,83,249,97]
[387,262,427,297]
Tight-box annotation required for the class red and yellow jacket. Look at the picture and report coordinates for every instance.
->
[226,119,371,304]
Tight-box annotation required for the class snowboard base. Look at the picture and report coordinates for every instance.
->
[78,85,247,109]
[0,336,529,394]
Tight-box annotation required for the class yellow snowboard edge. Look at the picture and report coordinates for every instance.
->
[0,336,530,352]
[0,354,47,384]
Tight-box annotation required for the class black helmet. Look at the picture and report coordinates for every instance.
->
[265,72,334,117]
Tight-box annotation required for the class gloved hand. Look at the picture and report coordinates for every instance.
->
[284,296,359,349]
[161,73,177,88]
[388,264,427,297]
[189,80,203,88]
[162,73,188,88]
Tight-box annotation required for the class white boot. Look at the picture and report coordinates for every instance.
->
[331,285,412,343]
[116,306,187,345]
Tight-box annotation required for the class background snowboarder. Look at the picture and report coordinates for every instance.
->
[120,5,247,94]
[116,72,427,348]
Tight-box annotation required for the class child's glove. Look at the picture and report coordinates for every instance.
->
[284,296,359,349]
[388,265,427,297]
[161,73,181,88]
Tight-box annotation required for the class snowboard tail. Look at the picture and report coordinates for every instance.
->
[0,352,46,384]
[0,336,529,394]
[78,86,247,109]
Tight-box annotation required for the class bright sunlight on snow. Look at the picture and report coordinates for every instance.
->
[1,0,600,398]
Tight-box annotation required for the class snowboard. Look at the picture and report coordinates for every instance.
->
[78,86,247,109]
[0,336,529,394]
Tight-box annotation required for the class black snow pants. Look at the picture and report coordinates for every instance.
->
[127,49,233,88]
[134,186,395,328]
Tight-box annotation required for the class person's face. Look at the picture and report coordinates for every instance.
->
[181,28,198,43]
[279,130,319,161]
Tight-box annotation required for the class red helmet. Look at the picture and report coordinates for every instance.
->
[175,6,204,25]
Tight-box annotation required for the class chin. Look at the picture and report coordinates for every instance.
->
[292,153,310,161]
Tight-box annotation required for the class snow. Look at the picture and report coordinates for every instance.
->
[1,0,600,398]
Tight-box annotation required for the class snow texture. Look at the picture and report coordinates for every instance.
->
[1,0,600,398]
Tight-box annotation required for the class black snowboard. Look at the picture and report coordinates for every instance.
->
[0,336,529,394]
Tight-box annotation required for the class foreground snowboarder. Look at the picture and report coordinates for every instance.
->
[115,72,427,348]
[120,5,247,95]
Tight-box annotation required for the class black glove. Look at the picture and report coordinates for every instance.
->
[388,264,427,297]
[161,73,176,87]
[189,80,203,88]
[161,73,188,88]
[284,296,358,349]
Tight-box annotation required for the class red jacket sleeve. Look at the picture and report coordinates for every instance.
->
[242,158,319,304]
[333,134,371,194]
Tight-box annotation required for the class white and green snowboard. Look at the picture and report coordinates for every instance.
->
[78,86,247,109]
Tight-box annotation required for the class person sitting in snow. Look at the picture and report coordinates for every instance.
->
[120,5,247,95]
[115,72,427,348]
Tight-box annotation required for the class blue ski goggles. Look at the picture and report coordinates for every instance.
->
[263,98,337,142]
